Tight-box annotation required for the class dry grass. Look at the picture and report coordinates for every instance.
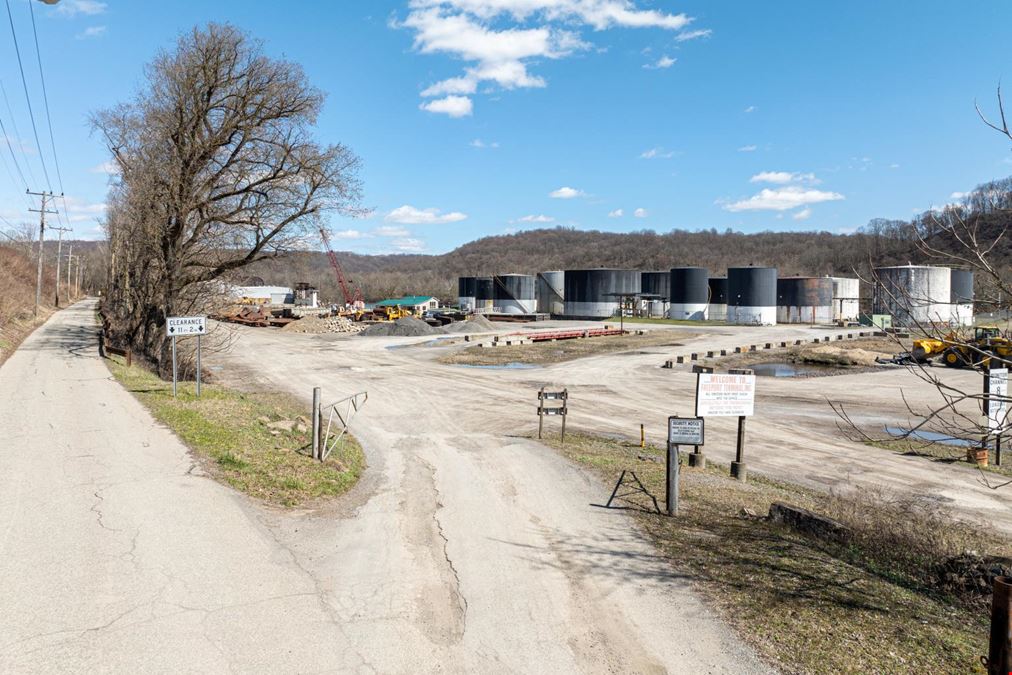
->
[866,438,1012,480]
[439,329,691,366]
[0,245,71,367]
[541,430,1004,674]
[106,354,365,507]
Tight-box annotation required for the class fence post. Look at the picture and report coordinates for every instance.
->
[989,576,1011,675]
[312,387,321,461]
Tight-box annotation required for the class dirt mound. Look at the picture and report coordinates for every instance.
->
[359,316,437,337]
[281,314,363,334]
[799,344,892,367]
[440,315,496,334]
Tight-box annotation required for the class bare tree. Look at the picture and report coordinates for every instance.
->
[833,87,1012,489]
[93,23,363,374]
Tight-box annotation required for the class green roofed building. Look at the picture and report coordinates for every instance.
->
[375,296,439,314]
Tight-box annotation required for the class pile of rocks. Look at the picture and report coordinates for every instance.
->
[937,551,1012,595]
[281,315,365,334]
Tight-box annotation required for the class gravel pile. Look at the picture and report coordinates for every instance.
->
[440,316,495,334]
[359,317,438,337]
[281,315,364,334]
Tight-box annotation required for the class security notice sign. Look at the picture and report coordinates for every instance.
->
[988,368,1008,431]
[668,416,704,446]
[166,316,206,337]
[695,373,756,417]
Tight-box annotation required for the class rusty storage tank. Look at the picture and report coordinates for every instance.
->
[727,267,777,325]
[708,277,728,321]
[493,274,536,314]
[950,269,974,326]
[536,271,565,316]
[457,277,477,311]
[830,277,860,322]
[564,269,641,319]
[873,265,952,326]
[640,271,670,317]
[669,267,709,320]
[776,277,834,324]
[474,276,494,313]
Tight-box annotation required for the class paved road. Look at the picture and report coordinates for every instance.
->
[0,300,767,673]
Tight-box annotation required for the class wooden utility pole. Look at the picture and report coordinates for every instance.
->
[27,190,59,317]
[50,226,70,307]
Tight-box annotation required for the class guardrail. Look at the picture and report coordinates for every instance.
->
[311,388,368,461]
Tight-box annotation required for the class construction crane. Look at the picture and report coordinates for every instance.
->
[318,226,364,308]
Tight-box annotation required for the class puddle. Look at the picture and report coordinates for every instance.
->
[455,362,539,370]
[884,427,975,447]
[750,362,833,378]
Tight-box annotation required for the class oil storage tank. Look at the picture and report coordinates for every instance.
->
[536,271,565,316]
[727,267,777,325]
[669,267,709,320]
[873,265,952,326]
[564,269,640,319]
[493,274,536,315]
[708,277,728,321]
[830,277,860,323]
[641,272,670,317]
[475,276,494,313]
[776,277,834,324]
[950,269,974,326]
[457,276,477,311]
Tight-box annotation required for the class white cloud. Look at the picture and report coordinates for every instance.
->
[737,144,757,152]
[385,205,467,225]
[392,238,426,252]
[332,229,368,239]
[643,55,676,70]
[750,171,820,185]
[373,225,411,237]
[400,1,700,116]
[608,208,623,218]
[470,138,499,149]
[792,207,812,221]
[52,0,106,17]
[518,214,554,223]
[75,25,106,39]
[675,28,711,42]
[744,105,756,113]
[61,196,107,223]
[723,186,844,212]
[889,163,900,169]
[549,186,584,199]
[89,160,119,175]
[633,207,648,218]
[640,147,674,159]
[950,191,969,200]
[419,95,473,117]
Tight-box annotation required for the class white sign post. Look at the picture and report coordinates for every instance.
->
[695,371,757,481]
[166,316,207,398]
[989,368,1008,467]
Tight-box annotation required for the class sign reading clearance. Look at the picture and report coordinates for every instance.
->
[695,373,756,418]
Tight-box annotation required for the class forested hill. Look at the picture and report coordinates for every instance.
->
[247,176,1012,303]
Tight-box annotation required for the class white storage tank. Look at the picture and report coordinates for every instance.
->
[950,269,974,327]
[670,268,709,320]
[536,271,565,316]
[830,277,860,323]
[873,265,953,326]
[727,267,777,325]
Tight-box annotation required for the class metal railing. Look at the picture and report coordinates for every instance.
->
[312,388,368,461]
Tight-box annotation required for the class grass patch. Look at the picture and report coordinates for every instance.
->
[439,329,692,367]
[541,430,1005,674]
[866,438,1012,480]
[105,355,365,508]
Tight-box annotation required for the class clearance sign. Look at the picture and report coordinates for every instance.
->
[695,373,756,417]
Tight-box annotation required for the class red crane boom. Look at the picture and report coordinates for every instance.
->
[319,226,364,307]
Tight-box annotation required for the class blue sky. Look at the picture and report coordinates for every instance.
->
[1,0,1010,254]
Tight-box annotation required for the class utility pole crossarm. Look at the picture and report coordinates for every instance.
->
[27,190,59,317]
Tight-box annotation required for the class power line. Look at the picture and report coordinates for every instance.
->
[27,0,70,231]
[0,79,38,188]
[4,0,52,192]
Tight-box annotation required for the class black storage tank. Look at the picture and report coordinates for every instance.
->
[670,267,709,320]
[727,267,777,325]
[564,269,641,319]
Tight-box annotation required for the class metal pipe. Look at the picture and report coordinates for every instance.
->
[312,387,321,461]
[988,576,1011,675]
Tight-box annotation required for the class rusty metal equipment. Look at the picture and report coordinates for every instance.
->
[986,576,1011,675]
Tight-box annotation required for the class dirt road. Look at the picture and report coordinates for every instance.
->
[1,301,770,672]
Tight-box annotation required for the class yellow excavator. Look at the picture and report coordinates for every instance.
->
[909,326,1012,370]
[349,305,414,322]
